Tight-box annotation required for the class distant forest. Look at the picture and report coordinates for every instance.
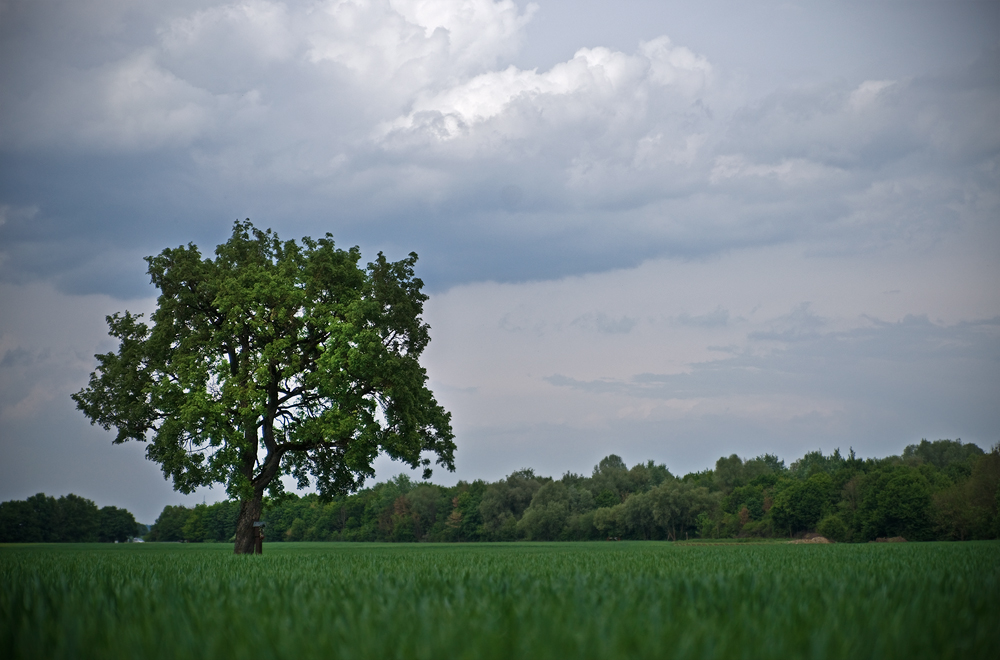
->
[2,439,997,544]
[0,493,140,543]
[146,439,997,544]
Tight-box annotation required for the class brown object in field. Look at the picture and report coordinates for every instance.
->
[874,536,907,543]
[788,536,832,544]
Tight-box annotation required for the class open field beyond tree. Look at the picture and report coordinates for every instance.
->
[2,541,998,660]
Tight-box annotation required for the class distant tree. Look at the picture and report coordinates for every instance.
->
[98,506,139,542]
[204,500,240,542]
[181,504,212,542]
[29,494,60,541]
[0,494,141,543]
[73,221,455,553]
[712,453,785,493]
[723,482,768,521]
[680,469,717,491]
[401,484,442,541]
[479,469,546,540]
[445,481,485,542]
[592,504,621,538]
[594,489,618,509]
[838,474,864,533]
[770,473,834,535]
[903,439,984,482]
[933,483,977,541]
[789,449,846,479]
[625,460,672,493]
[858,466,934,541]
[713,455,744,492]
[0,499,35,542]
[0,494,57,542]
[369,475,417,540]
[933,448,1000,540]
[650,480,718,541]
[147,505,191,542]
[517,488,572,540]
[748,453,786,475]
[878,470,934,540]
[55,494,100,542]
[619,490,657,540]
[816,514,849,542]
[590,455,634,502]
[518,481,595,541]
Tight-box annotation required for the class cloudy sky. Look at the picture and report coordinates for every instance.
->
[1,0,998,522]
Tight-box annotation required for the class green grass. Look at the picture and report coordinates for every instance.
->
[2,541,998,659]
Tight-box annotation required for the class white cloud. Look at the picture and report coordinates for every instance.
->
[709,155,844,185]
[1,0,539,151]
[848,79,895,111]
[304,0,536,77]
[379,36,711,141]
[86,51,228,148]
[0,204,38,228]
[160,0,296,66]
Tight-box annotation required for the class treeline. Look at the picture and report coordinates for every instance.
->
[0,493,141,543]
[147,439,999,544]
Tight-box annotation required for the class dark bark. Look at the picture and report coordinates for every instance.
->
[234,491,264,554]
[233,442,285,554]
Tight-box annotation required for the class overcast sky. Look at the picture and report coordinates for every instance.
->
[1,0,998,522]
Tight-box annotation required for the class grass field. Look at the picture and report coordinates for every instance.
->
[2,541,998,659]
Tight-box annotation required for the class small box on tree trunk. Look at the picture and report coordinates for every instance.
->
[252,521,266,555]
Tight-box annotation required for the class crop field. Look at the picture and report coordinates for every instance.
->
[2,541,998,660]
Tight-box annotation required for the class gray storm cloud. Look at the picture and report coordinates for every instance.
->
[2,0,995,290]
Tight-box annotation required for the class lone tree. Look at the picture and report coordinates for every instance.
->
[73,221,455,553]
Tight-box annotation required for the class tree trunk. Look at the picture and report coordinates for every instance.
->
[234,491,264,554]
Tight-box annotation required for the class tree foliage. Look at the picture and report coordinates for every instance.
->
[73,221,455,552]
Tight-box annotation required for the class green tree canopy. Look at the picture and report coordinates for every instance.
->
[147,505,191,542]
[74,221,455,553]
[863,467,934,541]
[903,439,984,482]
[98,506,139,543]
[771,473,835,535]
